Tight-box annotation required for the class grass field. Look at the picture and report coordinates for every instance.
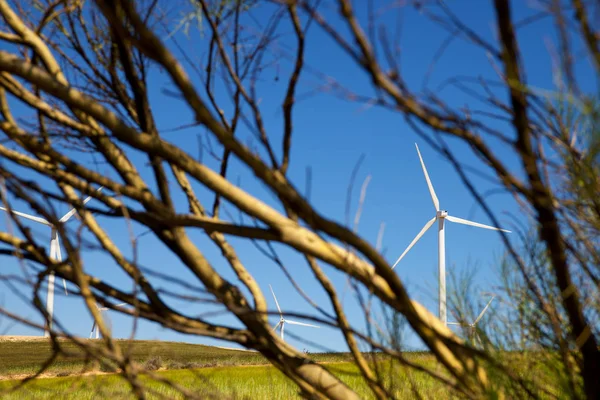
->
[0,338,445,398]
[0,337,356,379]
[0,357,447,399]
[0,338,564,399]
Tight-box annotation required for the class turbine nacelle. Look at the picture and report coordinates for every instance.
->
[90,302,126,339]
[0,187,104,336]
[0,186,104,295]
[269,284,319,343]
[392,145,510,271]
[392,144,510,327]
[448,296,496,346]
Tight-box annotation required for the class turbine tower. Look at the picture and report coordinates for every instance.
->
[90,302,126,339]
[269,285,319,342]
[448,295,495,345]
[0,187,103,336]
[392,144,509,326]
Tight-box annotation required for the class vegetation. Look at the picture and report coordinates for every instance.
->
[0,351,566,399]
[0,339,359,379]
[0,337,569,399]
[0,363,443,400]
[0,340,254,377]
[0,0,598,398]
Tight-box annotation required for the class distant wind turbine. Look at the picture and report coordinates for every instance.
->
[269,285,319,342]
[448,295,495,345]
[392,144,509,326]
[0,187,103,336]
[90,302,126,339]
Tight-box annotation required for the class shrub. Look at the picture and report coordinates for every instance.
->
[144,356,163,371]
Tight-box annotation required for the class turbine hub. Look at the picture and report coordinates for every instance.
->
[437,210,448,218]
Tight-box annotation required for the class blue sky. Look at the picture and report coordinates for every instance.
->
[0,1,596,352]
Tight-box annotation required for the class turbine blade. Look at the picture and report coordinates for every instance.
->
[90,321,96,338]
[447,322,461,325]
[391,217,436,269]
[272,321,281,332]
[114,303,126,307]
[281,322,285,341]
[474,296,495,325]
[49,230,57,262]
[445,215,511,233]
[59,208,78,223]
[415,143,440,212]
[55,234,62,262]
[60,187,104,223]
[269,284,282,316]
[476,332,483,347]
[53,235,69,295]
[0,206,51,226]
[285,319,320,328]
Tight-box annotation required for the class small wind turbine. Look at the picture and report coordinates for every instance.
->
[269,285,319,342]
[392,144,509,326]
[89,302,126,339]
[0,187,103,336]
[448,295,495,346]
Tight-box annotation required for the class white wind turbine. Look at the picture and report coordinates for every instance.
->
[0,187,103,336]
[269,285,319,342]
[89,302,126,339]
[448,295,495,345]
[392,144,509,326]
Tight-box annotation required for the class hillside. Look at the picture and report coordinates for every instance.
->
[0,337,353,379]
[0,337,263,378]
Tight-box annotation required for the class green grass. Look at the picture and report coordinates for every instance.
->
[0,339,444,398]
[0,340,568,399]
[0,360,452,399]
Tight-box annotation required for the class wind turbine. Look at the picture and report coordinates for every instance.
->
[448,295,495,346]
[90,302,126,339]
[269,285,319,342]
[391,144,509,326]
[0,187,103,336]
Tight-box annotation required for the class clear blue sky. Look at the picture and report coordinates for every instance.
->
[0,1,595,352]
